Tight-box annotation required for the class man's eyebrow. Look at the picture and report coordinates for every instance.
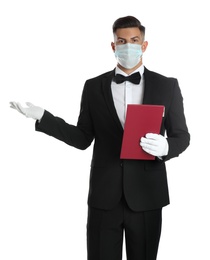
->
[117,36,140,40]
[117,37,126,40]
[131,36,141,39]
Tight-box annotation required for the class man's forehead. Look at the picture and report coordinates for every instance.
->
[114,27,141,38]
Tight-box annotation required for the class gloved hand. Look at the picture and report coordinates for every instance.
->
[10,102,44,121]
[140,133,169,157]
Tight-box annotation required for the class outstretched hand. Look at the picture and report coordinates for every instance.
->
[10,102,44,121]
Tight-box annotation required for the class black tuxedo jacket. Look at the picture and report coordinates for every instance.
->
[36,67,190,211]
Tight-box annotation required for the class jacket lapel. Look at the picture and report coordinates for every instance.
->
[142,67,154,104]
[102,69,123,132]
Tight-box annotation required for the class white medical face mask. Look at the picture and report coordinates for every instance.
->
[115,43,142,69]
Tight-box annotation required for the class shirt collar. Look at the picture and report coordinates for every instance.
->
[115,64,144,77]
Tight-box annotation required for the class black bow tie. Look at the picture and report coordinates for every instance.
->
[113,72,141,84]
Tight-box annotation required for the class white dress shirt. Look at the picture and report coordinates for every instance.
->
[111,65,145,128]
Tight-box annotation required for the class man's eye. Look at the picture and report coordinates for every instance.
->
[117,39,125,44]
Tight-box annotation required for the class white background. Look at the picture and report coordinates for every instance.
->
[0,0,209,259]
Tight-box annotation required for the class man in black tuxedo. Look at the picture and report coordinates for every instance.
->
[10,16,190,260]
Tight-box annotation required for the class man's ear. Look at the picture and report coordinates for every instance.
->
[111,42,115,52]
[142,41,148,53]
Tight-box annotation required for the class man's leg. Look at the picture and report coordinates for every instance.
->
[87,202,124,260]
[124,204,162,260]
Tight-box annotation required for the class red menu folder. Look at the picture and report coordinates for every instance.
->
[120,104,164,160]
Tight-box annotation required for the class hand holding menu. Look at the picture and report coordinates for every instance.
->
[120,104,164,160]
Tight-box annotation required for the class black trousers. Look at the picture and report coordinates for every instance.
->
[87,198,162,260]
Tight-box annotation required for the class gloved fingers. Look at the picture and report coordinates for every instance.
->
[16,102,28,116]
[145,133,161,140]
[140,136,158,146]
[9,101,43,120]
[10,101,17,110]
[140,134,164,156]
[10,101,20,110]
[26,102,35,107]
[140,141,157,151]
[10,102,25,115]
[140,133,168,157]
[141,145,158,156]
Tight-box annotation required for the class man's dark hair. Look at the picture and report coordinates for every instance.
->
[112,15,145,39]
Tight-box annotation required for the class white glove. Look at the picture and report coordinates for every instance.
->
[140,133,169,157]
[10,102,44,121]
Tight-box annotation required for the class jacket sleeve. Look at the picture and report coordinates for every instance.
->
[164,79,190,160]
[35,83,94,150]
